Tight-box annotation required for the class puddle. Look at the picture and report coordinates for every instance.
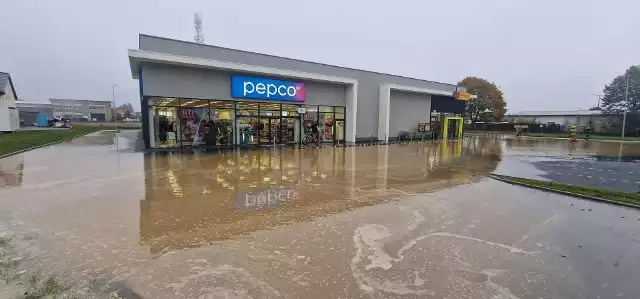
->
[1,132,640,298]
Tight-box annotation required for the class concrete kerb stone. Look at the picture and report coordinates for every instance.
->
[488,173,640,210]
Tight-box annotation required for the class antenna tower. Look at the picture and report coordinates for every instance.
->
[194,13,204,44]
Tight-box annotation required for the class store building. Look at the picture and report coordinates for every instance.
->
[128,34,466,149]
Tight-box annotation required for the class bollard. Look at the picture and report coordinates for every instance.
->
[370,134,373,146]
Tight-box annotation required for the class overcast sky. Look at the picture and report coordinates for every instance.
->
[2,0,639,112]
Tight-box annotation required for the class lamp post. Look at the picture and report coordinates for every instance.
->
[592,94,603,108]
[621,72,630,140]
[112,84,118,122]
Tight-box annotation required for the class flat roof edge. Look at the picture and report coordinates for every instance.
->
[138,34,459,88]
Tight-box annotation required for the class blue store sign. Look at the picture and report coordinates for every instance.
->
[231,76,305,102]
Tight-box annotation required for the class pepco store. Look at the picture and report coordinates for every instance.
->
[128,34,466,149]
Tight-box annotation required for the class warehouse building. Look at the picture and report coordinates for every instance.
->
[128,34,466,149]
[49,98,113,121]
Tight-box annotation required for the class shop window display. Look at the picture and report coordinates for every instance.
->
[149,98,343,147]
[150,97,234,148]
[319,112,334,142]
[151,98,180,148]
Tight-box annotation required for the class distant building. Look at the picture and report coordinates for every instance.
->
[15,101,54,127]
[504,110,609,132]
[0,72,20,132]
[49,98,112,121]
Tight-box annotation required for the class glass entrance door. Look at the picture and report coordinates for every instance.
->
[258,117,281,145]
[280,118,299,144]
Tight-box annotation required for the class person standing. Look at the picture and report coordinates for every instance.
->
[569,125,577,142]
[311,122,320,146]
[584,126,591,140]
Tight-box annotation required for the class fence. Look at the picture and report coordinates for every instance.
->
[465,113,640,139]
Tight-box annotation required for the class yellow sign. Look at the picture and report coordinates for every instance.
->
[455,91,472,101]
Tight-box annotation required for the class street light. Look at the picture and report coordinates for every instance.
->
[112,84,118,122]
[591,94,603,108]
[621,71,630,140]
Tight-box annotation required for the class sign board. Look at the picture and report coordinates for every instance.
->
[297,107,307,114]
[231,76,305,102]
[454,91,472,101]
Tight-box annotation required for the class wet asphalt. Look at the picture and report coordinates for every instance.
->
[0,131,639,298]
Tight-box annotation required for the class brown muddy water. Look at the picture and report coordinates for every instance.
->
[0,131,639,298]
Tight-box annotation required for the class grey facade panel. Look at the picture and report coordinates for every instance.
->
[19,111,38,126]
[143,64,230,100]
[139,35,458,138]
[388,91,431,138]
[142,64,347,107]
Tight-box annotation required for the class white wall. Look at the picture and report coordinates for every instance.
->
[0,84,20,131]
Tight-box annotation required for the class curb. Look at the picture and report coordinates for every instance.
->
[0,131,102,160]
[488,174,640,210]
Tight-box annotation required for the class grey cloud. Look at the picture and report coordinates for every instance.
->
[2,0,639,112]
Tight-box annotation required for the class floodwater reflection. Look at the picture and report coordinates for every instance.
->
[140,140,502,253]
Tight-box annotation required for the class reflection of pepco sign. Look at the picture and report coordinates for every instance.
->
[231,76,305,102]
[236,187,297,211]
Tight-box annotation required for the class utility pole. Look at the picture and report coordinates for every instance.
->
[112,84,118,122]
[621,71,630,140]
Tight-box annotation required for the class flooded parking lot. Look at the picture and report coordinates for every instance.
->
[1,131,640,298]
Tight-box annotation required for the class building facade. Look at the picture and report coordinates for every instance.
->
[0,72,20,132]
[49,99,112,121]
[15,102,54,126]
[128,34,466,149]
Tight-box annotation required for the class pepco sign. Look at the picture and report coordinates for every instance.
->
[231,76,305,102]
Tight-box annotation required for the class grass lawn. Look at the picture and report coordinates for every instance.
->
[523,132,640,141]
[493,174,640,207]
[0,125,112,157]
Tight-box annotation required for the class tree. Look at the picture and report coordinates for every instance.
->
[601,65,640,114]
[117,103,134,113]
[457,77,507,123]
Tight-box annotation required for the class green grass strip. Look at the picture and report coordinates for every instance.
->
[490,174,640,208]
[522,132,639,141]
[0,125,114,157]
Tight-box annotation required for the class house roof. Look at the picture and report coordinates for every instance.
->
[508,110,603,117]
[0,72,17,98]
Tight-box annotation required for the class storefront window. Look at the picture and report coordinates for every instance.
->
[319,111,334,142]
[149,98,234,148]
[281,104,298,117]
[237,102,258,116]
[177,99,210,147]
[319,106,334,113]
[148,98,343,147]
[207,101,234,146]
[151,98,179,148]
[259,103,281,117]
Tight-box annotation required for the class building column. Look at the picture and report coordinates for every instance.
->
[378,84,391,142]
[345,83,358,143]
